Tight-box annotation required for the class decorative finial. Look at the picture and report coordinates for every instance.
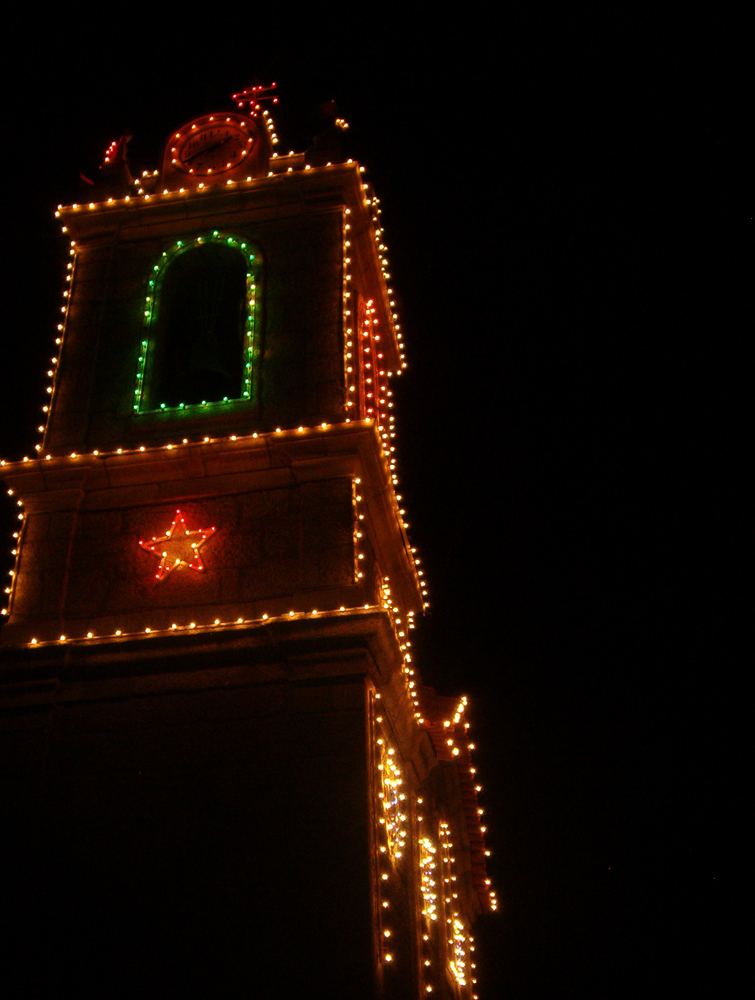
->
[232,82,278,114]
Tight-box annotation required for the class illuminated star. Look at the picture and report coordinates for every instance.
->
[139,509,216,581]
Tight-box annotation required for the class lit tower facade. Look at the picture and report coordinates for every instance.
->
[0,90,496,997]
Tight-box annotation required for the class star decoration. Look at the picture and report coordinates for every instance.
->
[139,509,217,581]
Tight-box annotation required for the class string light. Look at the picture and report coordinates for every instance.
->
[135,233,259,415]
[419,835,439,924]
[21,602,390,649]
[139,509,216,581]
[419,695,498,916]
[373,693,410,972]
[377,737,408,862]
[440,820,473,990]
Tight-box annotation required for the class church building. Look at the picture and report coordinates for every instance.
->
[0,87,495,997]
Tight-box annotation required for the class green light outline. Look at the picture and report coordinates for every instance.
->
[135,232,260,415]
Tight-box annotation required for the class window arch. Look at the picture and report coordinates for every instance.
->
[135,233,260,413]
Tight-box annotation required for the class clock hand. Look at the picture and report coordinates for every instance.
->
[184,134,237,165]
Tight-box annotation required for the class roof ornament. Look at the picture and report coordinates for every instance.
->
[232,82,279,114]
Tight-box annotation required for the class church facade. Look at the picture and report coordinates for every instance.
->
[0,92,495,997]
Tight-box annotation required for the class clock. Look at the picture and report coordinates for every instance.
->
[161,112,271,188]
[170,116,254,175]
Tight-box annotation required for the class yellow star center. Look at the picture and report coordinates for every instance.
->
[139,510,216,581]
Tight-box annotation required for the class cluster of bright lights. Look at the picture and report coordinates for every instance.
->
[341,204,427,610]
[2,488,24,615]
[429,698,498,914]
[373,693,398,967]
[357,298,390,426]
[395,610,420,712]
[419,834,439,924]
[260,107,279,147]
[363,309,395,493]
[134,233,258,414]
[356,298,429,604]
[377,578,423,723]
[358,168,406,372]
[353,477,366,582]
[440,821,478,997]
[232,82,280,147]
[376,735,408,862]
[134,169,158,197]
[103,137,124,165]
[416,816,442,995]
[139,509,216,581]
[345,207,427,608]
[442,696,470,757]
[342,208,357,416]
[418,813,482,997]
[450,915,472,990]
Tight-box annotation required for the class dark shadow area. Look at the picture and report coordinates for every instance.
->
[148,242,247,410]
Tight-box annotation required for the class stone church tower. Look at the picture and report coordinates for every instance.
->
[0,90,495,997]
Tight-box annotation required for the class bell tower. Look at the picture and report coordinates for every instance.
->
[0,91,495,997]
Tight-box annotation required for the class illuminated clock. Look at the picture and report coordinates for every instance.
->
[170,115,255,176]
[161,111,272,190]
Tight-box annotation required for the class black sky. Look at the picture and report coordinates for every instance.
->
[0,15,737,998]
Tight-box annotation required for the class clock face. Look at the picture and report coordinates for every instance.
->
[171,118,255,175]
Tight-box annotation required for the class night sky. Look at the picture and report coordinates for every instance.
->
[1,15,736,998]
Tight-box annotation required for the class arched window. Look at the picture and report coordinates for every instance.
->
[135,234,260,413]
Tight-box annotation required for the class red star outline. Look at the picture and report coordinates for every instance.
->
[139,509,217,581]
